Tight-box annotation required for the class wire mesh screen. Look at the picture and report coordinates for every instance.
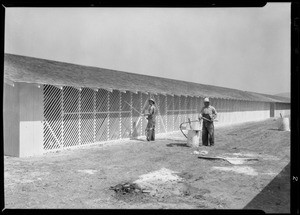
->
[121,91,131,139]
[108,90,121,140]
[151,94,163,134]
[191,96,198,120]
[186,96,193,120]
[166,95,174,132]
[81,113,94,145]
[173,95,181,131]
[80,88,94,144]
[109,113,120,140]
[63,86,80,147]
[63,114,80,147]
[158,94,167,133]
[45,84,257,152]
[95,113,108,142]
[109,90,120,112]
[131,92,141,137]
[95,89,108,142]
[180,96,187,124]
[43,85,62,150]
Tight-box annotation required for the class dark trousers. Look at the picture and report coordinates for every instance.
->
[146,120,155,141]
[202,122,214,146]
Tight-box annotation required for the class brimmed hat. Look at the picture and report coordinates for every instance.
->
[204,97,210,102]
[149,98,155,104]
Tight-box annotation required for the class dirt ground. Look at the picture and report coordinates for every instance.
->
[4,118,290,212]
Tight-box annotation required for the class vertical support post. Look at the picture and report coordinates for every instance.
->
[194,97,198,119]
[157,95,160,133]
[140,92,143,135]
[78,88,81,145]
[165,95,168,133]
[130,92,133,136]
[179,96,181,125]
[93,90,96,143]
[107,91,110,141]
[119,91,122,139]
[61,86,64,148]
[172,95,175,131]
[184,96,187,124]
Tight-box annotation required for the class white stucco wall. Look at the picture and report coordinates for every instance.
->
[4,82,44,157]
[18,83,44,157]
[3,82,20,157]
[215,110,270,127]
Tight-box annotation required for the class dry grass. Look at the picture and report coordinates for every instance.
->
[4,53,289,103]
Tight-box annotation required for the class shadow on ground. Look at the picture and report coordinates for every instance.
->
[244,162,290,213]
[268,128,280,131]
[166,143,189,147]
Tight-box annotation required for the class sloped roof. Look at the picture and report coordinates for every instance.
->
[4,53,290,103]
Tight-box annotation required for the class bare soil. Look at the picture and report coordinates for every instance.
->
[4,119,290,212]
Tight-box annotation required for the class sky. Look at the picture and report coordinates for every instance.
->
[5,4,290,95]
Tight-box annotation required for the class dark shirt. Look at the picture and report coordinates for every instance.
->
[147,105,156,121]
[199,105,217,122]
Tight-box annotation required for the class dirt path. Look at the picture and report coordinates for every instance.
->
[4,119,290,211]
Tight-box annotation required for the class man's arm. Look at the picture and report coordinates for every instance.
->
[212,107,217,120]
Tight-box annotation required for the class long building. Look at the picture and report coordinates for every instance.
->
[3,54,290,157]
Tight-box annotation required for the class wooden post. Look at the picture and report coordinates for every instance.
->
[107,91,110,141]
[61,87,64,148]
[93,90,96,143]
[130,92,133,136]
[78,88,81,145]
[165,95,168,133]
[119,91,122,139]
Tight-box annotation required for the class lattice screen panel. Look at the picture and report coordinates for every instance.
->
[81,88,94,112]
[109,113,120,140]
[180,96,187,124]
[63,114,79,147]
[95,89,109,142]
[166,95,174,132]
[81,113,94,145]
[108,90,121,140]
[121,91,131,139]
[96,89,108,112]
[63,86,80,147]
[43,85,62,150]
[151,94,163,134]
[109,90,120,111]
[95,113,108,142]
[44,84,229,152]
[173,95,181,131]
[131,92,141,137]
[158,94,167,133]
[186,96,193,121]
[63,86,79,113]
[121,112,131,138]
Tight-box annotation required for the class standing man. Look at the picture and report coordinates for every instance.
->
[143,98,156,141]
[198,97,217,146]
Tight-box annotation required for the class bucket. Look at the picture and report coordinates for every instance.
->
[187,130,200,147]
[277,117,290,131]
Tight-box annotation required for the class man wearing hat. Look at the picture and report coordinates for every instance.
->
[143,98,156,141]
[198,97,217,146]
